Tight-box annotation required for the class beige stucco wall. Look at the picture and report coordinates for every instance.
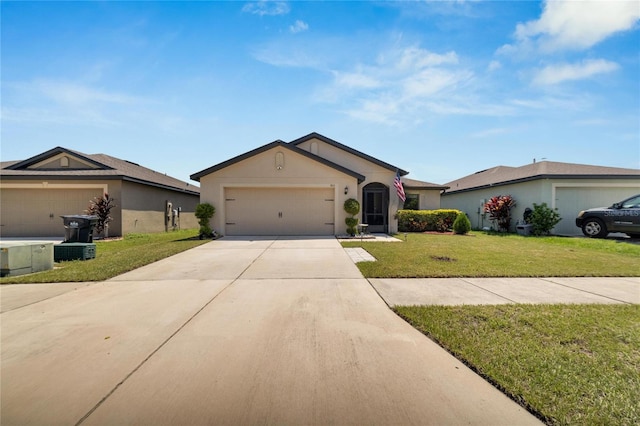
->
[404,189,442,210]
[441,178,640,234]
[120,181,199,235]
[295,138,402,233]
[0,178,199,238]
[198,146,360,236]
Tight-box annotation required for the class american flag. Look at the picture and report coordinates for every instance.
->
[394,171,406,202]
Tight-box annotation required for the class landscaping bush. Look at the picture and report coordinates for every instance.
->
[452,212,471,235]
[397,209,461,232]
[344,198,360,235]
[195,202,215,238]
[484,195,516,232]
[86,193,116,236]
[530,202,562,236]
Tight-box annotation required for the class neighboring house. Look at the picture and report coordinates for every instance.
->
[0,147,200,238]
[441,161,640,235]
[191,132,446,236]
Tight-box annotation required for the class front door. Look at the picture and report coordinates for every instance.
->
[363,183,389,233]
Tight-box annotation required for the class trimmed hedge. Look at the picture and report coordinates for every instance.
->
[397,209,463,232]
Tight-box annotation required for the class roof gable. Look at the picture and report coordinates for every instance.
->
[289,132,408,176]
[445,161,640,193]
[190,140,366,183]
[5,147,111,171]
[1,147,199,195]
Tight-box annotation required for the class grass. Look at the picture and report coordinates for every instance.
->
[394,304,640,425]
[342,232,640,277]
[345,232,640,423]
[0,229,209,284]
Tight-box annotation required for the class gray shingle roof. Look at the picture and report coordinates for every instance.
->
[401,177,448,190]
[1,147,199,195]
[444,161,640,194]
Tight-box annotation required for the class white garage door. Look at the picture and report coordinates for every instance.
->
[555,187,640,235]
[0,188,103,237]
[225,187,335,236]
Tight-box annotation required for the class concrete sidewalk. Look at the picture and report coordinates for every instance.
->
[370,276,640,307]
[1,236,541,425]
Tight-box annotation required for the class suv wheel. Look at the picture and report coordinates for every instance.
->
[582,218,607,238]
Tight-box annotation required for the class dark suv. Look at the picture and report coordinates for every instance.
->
[576,194,640,238]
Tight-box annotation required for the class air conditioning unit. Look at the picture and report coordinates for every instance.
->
[0,242,54,277]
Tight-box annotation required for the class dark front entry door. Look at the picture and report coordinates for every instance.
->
[363,183,389,233]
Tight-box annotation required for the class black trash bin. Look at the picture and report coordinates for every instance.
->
[60,215,99,243]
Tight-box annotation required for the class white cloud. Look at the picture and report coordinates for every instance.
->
[242,1,290,16]
[289,20,309,34]
[332,71,381,90]
[395,47,458,70]
[487,60,501,72]
[471,127,511,139]
[32,80,140,105]
[511,0,640,52]
[401,68,471,98]
[532,59,619,85]
[345,98,400,125]
[2,79,145,128]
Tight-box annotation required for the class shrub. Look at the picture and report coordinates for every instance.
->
[530,203,562,236]
[86,193,116,236]
[195,203,215,238]
[453,212,472,235]
[484,195,516,232]
[403,197,419,210]
[397,209,461,232]
[343,198,360,216]
[343,198,360,235]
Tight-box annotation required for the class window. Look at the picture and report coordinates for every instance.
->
[403,193,419,210]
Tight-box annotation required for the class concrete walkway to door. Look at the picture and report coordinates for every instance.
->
[1,236,541,425]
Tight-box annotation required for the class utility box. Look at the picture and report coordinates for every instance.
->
[54,243,96,262]
[0,242,54,277]
[61,215,99,243]
[516,224,533,236]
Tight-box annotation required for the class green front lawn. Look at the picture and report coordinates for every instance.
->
[0,229,209,284]
[395,304,640,425]
[342,232,640,277]
[355,233,640,424]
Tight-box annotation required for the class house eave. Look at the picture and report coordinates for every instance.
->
[190,139,366,183]
[442,173,640,195]
[5,146,113,171]
[289,132,409,176]
[0,174,199,195]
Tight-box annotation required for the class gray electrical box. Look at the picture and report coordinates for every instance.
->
[0,242,54,277]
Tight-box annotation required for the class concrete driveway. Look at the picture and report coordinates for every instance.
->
[1,236,540,425]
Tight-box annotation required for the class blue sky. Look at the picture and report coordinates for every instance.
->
[2,1,639,185]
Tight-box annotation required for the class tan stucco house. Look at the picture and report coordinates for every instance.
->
[0,147,200,238]
[191,132,446,236]
[441,161,640,235]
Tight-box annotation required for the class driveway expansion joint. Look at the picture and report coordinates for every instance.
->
[74,278,237,426]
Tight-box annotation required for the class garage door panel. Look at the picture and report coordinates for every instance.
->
[225,188,334,236]
[0,188,103,237]
[555,187,640,235]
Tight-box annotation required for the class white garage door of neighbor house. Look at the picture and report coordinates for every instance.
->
[0,188,103,237]
[555,187,640,236]
[225,187,335,235]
